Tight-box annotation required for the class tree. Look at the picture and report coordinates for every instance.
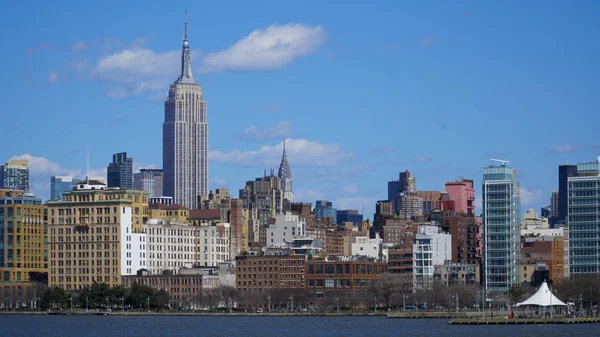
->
[508,285,525,306]
[40,287,68,310]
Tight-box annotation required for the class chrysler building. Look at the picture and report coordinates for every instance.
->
[163,14,208,209]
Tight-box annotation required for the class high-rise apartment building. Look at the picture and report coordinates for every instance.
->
[107,152,133,189]
[47,181,147,290]
[0,159,29,191]
[163,16,208,210]
[568,156,600,275]
[482,160,520,293]
[50,176,80,201]
[0,190,48,304]
[278,140,293,202]
[133,169,163,198]
[445,179,476,216]
[412,225,451,291]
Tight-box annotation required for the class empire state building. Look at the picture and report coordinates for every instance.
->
[163,15,208,209]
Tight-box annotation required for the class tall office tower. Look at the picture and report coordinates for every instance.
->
[239,171,283,240]
[568,156,600,275]
[133,169,163,198]
[278,139,293,202]
[50,176,80,200]
[0,159,29,191]
[163,15,208,210]
[387,170,411,213]
[558,164,578,224]
[107,152,133,189]
[482,159,520,293]
[0,189,47,305]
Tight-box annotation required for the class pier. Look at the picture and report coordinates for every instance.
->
[448,317,600,325]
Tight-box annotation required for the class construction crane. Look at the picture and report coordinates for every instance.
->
[490,158,510,167]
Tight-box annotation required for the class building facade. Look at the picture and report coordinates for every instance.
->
[0,159,29,191]
[266,213,305,246]
[336,210,363,225]
[50,176,80,201]
[239,173,283,237]
[107,152,133,190]
[445,179,476,216]
[133,169,163,198]
[434,262,480,286]
[235,254,307,292]
[163,17,208,210]
[559,164,578,225]
[482,161,520,292]
[412,226,451,290]
[47,181,147,290]
[568,156,600,275]
[0,190,48,306]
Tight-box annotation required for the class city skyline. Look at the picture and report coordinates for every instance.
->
[1,1,599,218]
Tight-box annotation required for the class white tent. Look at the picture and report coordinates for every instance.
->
[516,281,567,307]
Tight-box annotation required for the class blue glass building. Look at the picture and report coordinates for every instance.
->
[482,160,520,293]
[50,176,80,200]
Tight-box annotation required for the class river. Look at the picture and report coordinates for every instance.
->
[0,315,598,336]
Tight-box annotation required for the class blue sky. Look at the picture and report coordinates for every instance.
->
[1,0,599,218]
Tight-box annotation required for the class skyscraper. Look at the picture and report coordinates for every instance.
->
[278,139,293,202]
[0,159,29,191]
[163,14,208,210]
[558,164,577,224]
[133,169,163,198]
[568,156,600,275]
[50,176,80,200]
[482,159,520,293]
[107,152,133,189]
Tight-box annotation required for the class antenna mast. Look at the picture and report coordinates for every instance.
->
[86,146,90,184]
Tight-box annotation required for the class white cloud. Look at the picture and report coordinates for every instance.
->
[68,23,324,98]
[420,37,436,46]
[241,121,293,141]
[552,144,577,153]
[342,185,358,194]
[520,187,543,206]
[209,138,352,167]
[8,154,107,201]
[72,40,88,53]
[93,48,183,98]
[47,70,59,83]
[200,23,326,73]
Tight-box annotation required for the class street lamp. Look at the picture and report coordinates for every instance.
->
[455,293,459,313]
[146,297,150,311]
[403,294,406,313]
[267,296,271,313]
[289,296,294,312]
[374,297,377,314]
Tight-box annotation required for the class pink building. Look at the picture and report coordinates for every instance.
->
[445,179,475,216]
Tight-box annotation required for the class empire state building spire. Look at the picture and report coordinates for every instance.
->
[177,11,196,84]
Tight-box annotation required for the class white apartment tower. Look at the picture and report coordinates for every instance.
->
[163,14,208,210]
